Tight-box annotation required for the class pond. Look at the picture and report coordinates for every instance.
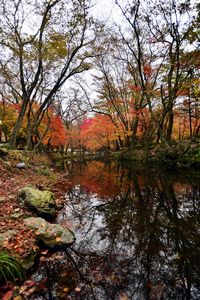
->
[30,160,200,300]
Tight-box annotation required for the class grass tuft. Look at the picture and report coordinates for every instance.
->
[0,252,23,283]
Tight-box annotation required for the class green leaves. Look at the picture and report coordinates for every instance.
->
[0,252,23,283]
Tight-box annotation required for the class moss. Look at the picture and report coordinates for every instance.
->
[35,166,53,177]
[18,187,56,218]
[18,250,38,270]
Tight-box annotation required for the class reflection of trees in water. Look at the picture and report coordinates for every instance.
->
[60,161,200,299]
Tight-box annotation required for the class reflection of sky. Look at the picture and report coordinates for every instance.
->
[56,163,200,299]
[57,185,136,256]
[58,187,111,253]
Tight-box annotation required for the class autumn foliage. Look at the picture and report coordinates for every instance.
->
[0,101,66,149]
[42,114,66,148]
[80,115,117,151]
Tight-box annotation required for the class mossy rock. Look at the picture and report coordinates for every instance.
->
[18,187,56,219]
[17,250,38,270]
[10,212,32,220]
[24,217,75,248]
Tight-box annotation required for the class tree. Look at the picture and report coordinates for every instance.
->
[92,0,199,147]
[0,98,18,142]
[144,0,199,141]
[42,112,66,149]
[92,0,164,149]
[0,0,96,149]
[80,114,117,151]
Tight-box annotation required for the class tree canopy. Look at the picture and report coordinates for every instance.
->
[0,0,199,152]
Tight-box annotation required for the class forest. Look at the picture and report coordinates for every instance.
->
[0,0,199,157]
[0,0,200,299]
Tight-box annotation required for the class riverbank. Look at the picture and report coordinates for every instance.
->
[53,140,200,169]
[0,149,74,298]
[112,139,200,168]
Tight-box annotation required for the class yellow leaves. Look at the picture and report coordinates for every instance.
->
[43,32,68,61]
[119,293,129,300]
[13,296,22,300]
[55,236,61,242]
[32,245,38,252]
[63,287,70,293]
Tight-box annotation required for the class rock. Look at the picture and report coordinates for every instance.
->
[24,217,47,229]
[3,161,12,167]
[18,186,56,219]
[16,162,26,169]
[11,212,31,220]
[24,217,75,248]
[0,230,17,246]
[18,251,38,270]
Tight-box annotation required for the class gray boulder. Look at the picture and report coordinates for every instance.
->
[18,186,56,219]
[24,217,75,248]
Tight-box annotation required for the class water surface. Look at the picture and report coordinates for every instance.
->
[32,161,200,299]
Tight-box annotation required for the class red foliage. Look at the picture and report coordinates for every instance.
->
[80,115,117,151]
[43,115,66,147]
[143,64,152,77]
[2,290,13,300]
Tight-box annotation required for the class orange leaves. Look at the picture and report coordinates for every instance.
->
[79,108,151,151]
[80,115,117,151]
[0,100,67,148]
[2,290,13,300]
[2,225,38,259]
[143,64,152,77]
[0,100,18,137]
[128,84,141,93]
[42,114,66,147]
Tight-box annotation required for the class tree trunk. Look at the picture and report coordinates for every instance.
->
[188,88,192,139]
[130,116,139,150]
[26,123,34,150]
[166,110,174,141]
[9,99,29,149]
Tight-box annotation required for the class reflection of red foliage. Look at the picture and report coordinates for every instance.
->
[71,161,130,198]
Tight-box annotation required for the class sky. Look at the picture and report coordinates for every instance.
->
[91,0,122,24]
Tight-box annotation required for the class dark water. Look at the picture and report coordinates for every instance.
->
[31,161,200,300]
